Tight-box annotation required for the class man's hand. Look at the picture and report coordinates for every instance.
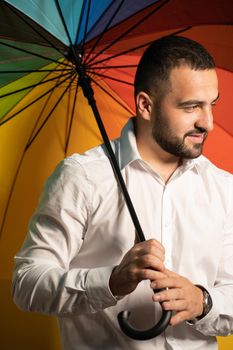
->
[151,269,204,326]
[109,239,166,297]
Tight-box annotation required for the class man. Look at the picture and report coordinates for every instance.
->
[12,36,233,349]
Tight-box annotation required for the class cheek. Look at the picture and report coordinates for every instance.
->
[157,103,195,136]
[168,111,195,135]
[165,115,188,136]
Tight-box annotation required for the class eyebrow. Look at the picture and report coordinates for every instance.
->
[177,93,220,107]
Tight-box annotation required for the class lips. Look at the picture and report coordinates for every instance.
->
[187,134,204,143]
[186,133,206,143]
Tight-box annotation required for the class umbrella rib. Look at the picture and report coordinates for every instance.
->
[0,69,72,73]
[0,40,70,68]
[0,72,74,126]
[0,149,26,237]
[74,0,87,45]
[90,77,133,115]
[4,0,66,57]
[22,65,72,152]
[0,70,75,237]
[54,0,85,71]
[26,73,77,149]
[86,0,169,66]
[84,0,125,63]
[87,64,138,69]
[88,71,133,86]
[88,25,192,67]
[0,71,72,99]
[89,40,155,67]
[65,78,79,155]
[54,0,73,46]
[79,0,92,48]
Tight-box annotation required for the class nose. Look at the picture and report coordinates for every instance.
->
[195,106,214,132]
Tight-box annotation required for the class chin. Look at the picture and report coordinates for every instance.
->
[185,147,203,159]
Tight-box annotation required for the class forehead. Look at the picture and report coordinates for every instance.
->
[168,65,218,99]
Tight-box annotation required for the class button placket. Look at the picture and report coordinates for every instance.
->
[161,185,173,270]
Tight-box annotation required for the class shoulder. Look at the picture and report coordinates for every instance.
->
[37,145,112,210]
[194,156,233,214]
[197,156,233,181]
[47,141,119,191]
[64,143,117,180]
[65,145,109,170]
[196,156,233,203]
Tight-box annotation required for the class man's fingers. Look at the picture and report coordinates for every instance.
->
[137,254,166,271]
[109,238,167,296]
[134,239,165,260]
[161,299,186,312]
[151,276,182,290]
[152,287,183,302]
[150,276,204,326]
[170,311,189,326]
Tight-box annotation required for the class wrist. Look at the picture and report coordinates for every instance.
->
[195,285,213,319]
[109,266,122,299]
[187,285,212,325]
[188,285,213,324]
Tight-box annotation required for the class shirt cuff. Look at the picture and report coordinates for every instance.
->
[86,266,118,312]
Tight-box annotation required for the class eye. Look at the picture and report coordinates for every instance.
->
[184,105,199,112]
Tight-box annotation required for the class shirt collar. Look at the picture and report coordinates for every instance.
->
[118,117,141,169]
[181,157,201,172]
[118,117,203,175]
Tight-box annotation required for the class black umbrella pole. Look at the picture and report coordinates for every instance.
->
[79,74,145,242]
[79,74,172,340]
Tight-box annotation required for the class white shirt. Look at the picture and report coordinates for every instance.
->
[12,119,233,350]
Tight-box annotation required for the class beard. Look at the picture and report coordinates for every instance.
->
[152,108,208,159]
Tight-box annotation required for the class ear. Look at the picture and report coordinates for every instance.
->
[136,92,153,121]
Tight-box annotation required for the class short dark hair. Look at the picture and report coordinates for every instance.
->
[134,35,215,103]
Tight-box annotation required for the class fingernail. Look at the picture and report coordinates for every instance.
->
[150,282,156,289]
[153,294,160,301]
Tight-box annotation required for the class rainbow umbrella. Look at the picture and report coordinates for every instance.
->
[0,0,233,345]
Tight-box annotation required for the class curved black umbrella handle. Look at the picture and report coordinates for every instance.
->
[118,296,172,340]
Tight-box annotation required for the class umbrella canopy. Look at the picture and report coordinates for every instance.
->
[0,0,233,347]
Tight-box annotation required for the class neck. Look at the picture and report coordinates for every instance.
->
[139,143,181,183]
[136,124,181,183]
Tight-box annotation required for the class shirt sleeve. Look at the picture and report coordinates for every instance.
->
[12,158,117,316]
[191,179,233,336]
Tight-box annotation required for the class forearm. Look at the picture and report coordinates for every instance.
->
[12,258,117,316]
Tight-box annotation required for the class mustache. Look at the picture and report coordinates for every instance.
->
[185,127,208,138]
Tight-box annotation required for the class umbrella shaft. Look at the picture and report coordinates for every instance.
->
[79,75,145,243]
